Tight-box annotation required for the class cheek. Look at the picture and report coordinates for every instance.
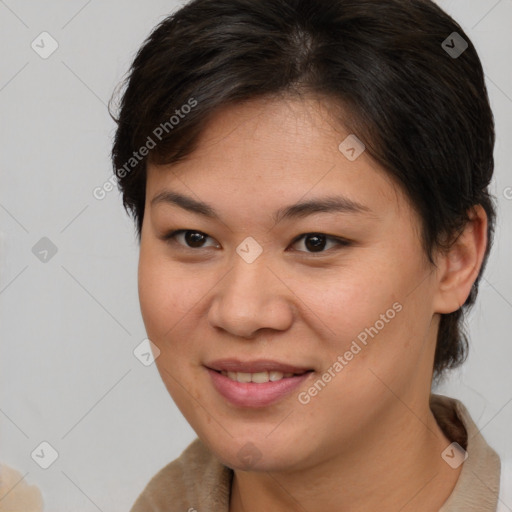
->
[295,261,402,341]
[138,248,200,338]
[138,250,209,403]
[299,253,431,366]
[137,254,167,338]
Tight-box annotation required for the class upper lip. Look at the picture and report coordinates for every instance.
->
[205,359,313,374]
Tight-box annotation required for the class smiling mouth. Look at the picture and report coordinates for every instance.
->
[206,364,315,407]
[214,369,313,383]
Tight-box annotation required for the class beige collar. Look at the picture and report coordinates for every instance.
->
[432,393,501,511]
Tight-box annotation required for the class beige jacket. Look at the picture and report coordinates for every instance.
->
[130,394,501,511]
[0,464,43,512]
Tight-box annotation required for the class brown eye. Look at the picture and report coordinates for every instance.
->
[183,231,208,248]
[291,233,350,254]
[163,230,219,249]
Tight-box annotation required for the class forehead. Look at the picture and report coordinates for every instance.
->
[145,96,408,220]
[169,96,361,172]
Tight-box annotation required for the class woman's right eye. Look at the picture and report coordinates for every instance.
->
[162,230,220,249]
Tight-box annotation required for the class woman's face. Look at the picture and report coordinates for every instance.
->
[138,97,442,472]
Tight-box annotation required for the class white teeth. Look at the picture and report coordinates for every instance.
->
[219,370,298,383]
[269,371,285,381]
[251,371,270,383]
[237,372,252,383]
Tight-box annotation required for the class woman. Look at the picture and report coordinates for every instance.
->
[110,0,504,509]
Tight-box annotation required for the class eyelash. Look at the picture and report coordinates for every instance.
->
[161,229,351,255]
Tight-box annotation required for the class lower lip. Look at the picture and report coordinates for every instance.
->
[206,368,313,408]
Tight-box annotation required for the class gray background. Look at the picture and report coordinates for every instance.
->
[1,0,511,510]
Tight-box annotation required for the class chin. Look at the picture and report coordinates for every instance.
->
[205,435,308,473]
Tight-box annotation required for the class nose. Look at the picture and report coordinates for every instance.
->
[207,253,294,339]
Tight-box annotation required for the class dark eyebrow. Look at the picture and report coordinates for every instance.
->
[150,190,373,224]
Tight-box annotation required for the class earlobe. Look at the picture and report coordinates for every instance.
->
[433,205,488,315]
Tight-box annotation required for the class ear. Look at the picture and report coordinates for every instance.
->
[432,205,488,315]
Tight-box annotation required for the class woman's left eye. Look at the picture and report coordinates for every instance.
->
[162,230,350,254]
[290,233,350,253]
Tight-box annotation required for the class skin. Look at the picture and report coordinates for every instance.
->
[138,96,488,511]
